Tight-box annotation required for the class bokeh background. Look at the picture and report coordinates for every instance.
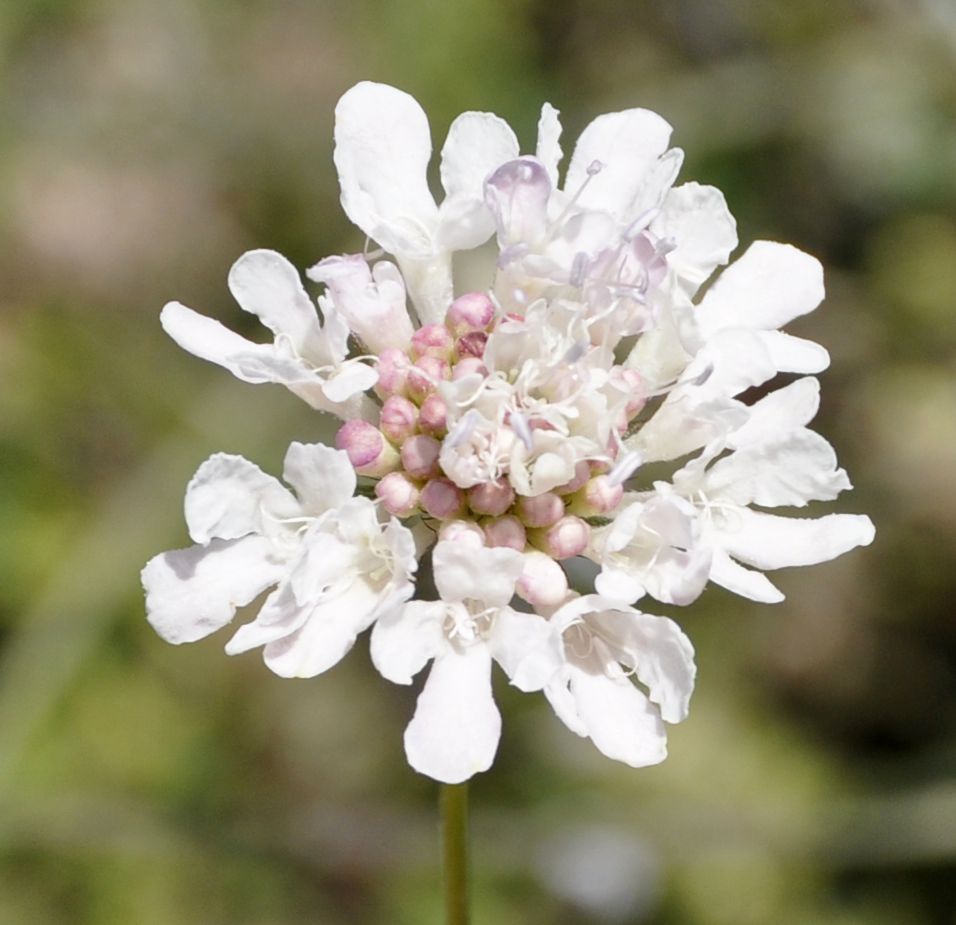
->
[2,0,955,922]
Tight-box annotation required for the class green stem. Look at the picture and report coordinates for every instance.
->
[441,782,470,925]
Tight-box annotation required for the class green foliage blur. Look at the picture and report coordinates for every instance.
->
[1,0,955,922]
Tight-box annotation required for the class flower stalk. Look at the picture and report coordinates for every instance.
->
[441,783,470,925]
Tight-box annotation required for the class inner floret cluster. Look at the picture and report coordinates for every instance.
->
[143,81,874,783]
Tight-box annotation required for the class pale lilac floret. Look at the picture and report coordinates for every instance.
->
[532,515,590,560]
[447,291,495,334]
[401,434,442,480]
[380,395,419,444]
[483,515,526,551]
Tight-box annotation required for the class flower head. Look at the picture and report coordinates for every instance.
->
[145,82,874,781]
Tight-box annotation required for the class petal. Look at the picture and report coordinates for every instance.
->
[440,112,520,197]
[225,582,310,654]
[288,530,360,605]
[631,394,748,464]
[719,509,876,571]
[404,646,501,783]
[261,579,382,678]
[564,108,673,219]
[729,377,820,449]
[569,663,668,768]
[432,541,524,607]
[697,241,825,337]
[651,182,738,295]
[227,250,330,362]
[705,429,852,507]
[544,670,588,737]
[484,157,552,247]
[370,600,447,684]
[142,535,283,645]
[535,102,563,188]
[489,607,563,692]
[160,302,311,384]
[756,330,830,375]
[708,548,785,603]
[282,442,356,513]
[184,453,297,544]
[321,361,379,403]
[333,82,438,257]
[582,596,696,723]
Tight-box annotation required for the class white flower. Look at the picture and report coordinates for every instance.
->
[161,249,378,420]
[370,540,562,783]
[544,594,696,767]
[142,443,416,677]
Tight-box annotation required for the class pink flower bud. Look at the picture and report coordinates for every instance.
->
[420,478,465,520]
[406,355,449,403]
[516,551,569,608]
[612,367,646,418]
[452,357,489,380]
[379,395,419,444]
[555,460,591,495]
[411,323,454,360]
[467,477,515,517]
[439,519,486,547]
[418,394,448,437]
[482,515,526,551]
[530,515,590,560]
[375,348,412,398]
[375,471,420,517]
[569,474,624,516]
[455,331,488,359]
[400,434,441,480]
[446,292,495,335]
[516,491,564,528]
[335,420,399,477]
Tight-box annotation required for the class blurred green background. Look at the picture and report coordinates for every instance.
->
[1,0,955,922]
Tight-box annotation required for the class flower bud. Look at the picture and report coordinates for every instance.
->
[482,515,526,551]
[375,472,420,517]
[335,420,399,477]
[375,348,412,398]
[455,331,488,359]
[411,323,454,361]
[379,395,419,444]
[406,356,450,403]
[516,551,569,608]
[555,460,590,495]
[400,434,441,480]
[516,491,564,528]
[568,475,625,516]
[418,394,448,437]
[529,515,590,560]
[438,519,486,547]
[420,478,465,520]
[467,477,515,517]
[446,292,495,335]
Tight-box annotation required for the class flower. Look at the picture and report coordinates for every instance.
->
[145,82,875,781]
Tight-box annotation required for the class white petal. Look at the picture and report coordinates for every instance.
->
[143,536,283,644]
[404,646,501,783]
[593,565,645,604]
[432,541,524,606]
[160,302,311,384]
[370,600,447,684]
[321,361,378,403]
[225,582,310,654]
[708,548,785,603]
[651,182,737,295]
[697,241,825,337]
[437,111,519,250]
[729,377,820,449]
[544,670,588,737]
[262,580,382,678]
[564,108,673,219]
[333,82,438,257]
[570,663,668,768]
[489,608,563,692]
[227,250,330,361]
[719,509,876,571]
[535,103,563,187]
[184,453,297,544]
[582,596,696,723]
[756,330,831,375]
[705,429,852,507]
[282,442,356,513]
[631,394,748,463]
[288,531,359,605]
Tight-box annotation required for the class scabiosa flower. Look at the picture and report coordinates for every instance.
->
[144,81,875,783]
